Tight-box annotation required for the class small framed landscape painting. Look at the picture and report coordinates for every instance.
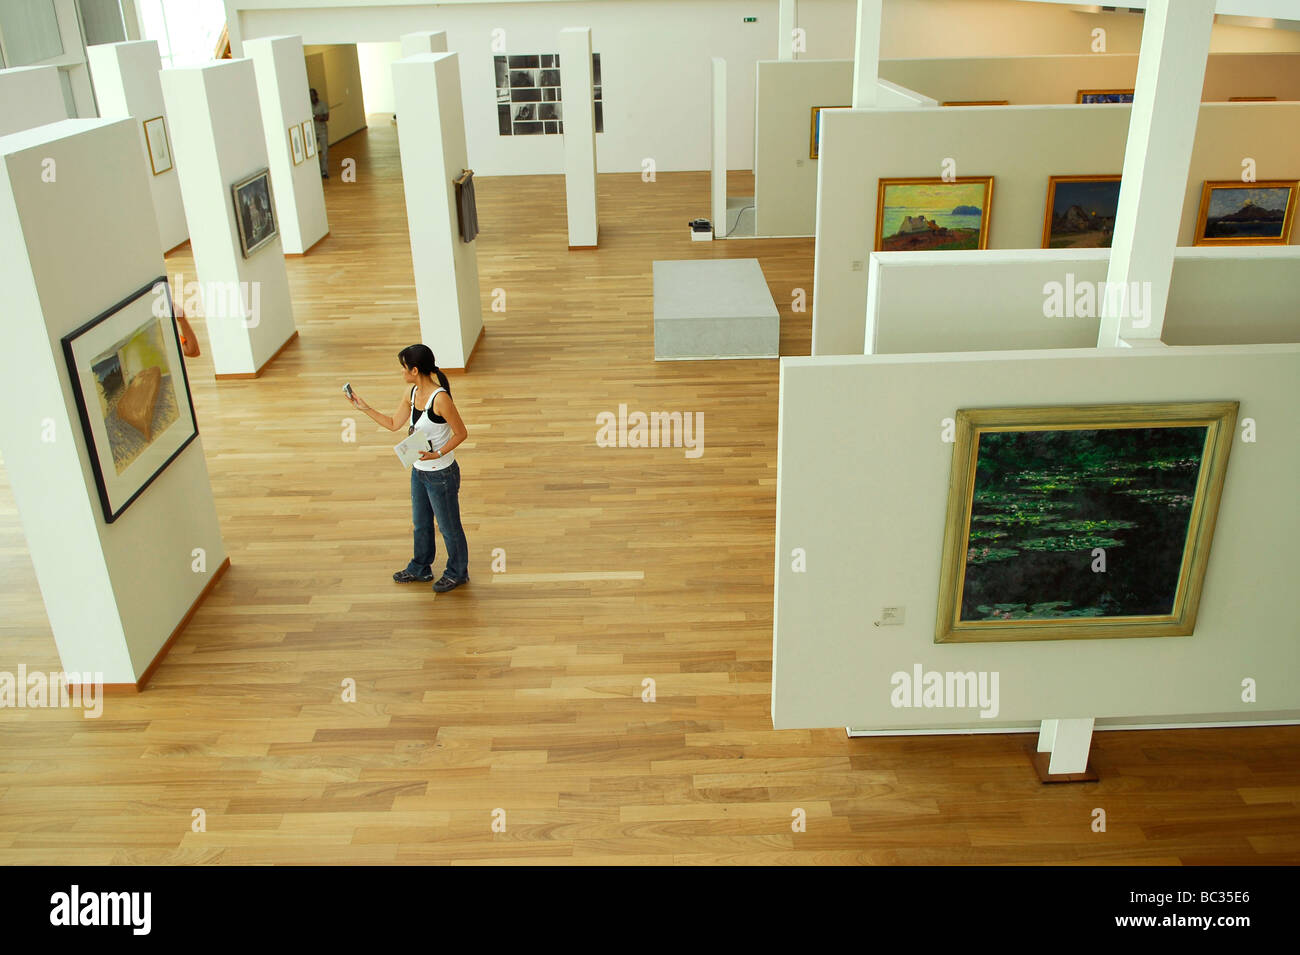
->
[61,277,199,523]
[875,177,994,251]
[934,401,1237,644]
[809,105,848,160]
[303,121,316,158]
[1077,89,1134,103]
[1193,180,1298,246]
[142,115,172,175]
[289,123,305,165]
[232,169,278,257]
[1042,175,1121,248]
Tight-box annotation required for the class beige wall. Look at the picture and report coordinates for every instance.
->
[813,102,1300,355]
[773,344,1300,730]
[754,59,854,237]
[879,52,1300,105]
[303,44,366,145]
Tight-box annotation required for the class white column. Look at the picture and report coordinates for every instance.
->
[245,34,329,255]
[1100,0,1216,346]
[851,0,883,108]
[0,118,227,683]
[160,59,298,378]
[711,57,727,238]
[778,0,798,61]
[86,40,189,254]
[1037,718,1096,775]
[392,52,484,369]
[560,27,598,249]
[400,31,447,56]
[0,66,68,137]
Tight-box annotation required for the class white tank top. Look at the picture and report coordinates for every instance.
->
[409,385,454,471]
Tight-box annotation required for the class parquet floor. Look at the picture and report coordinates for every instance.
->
[0,121,1296,864]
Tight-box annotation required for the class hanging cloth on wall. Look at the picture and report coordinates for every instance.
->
[454,169,480,243]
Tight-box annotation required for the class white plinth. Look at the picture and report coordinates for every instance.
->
[86,41,189,254]
[160,59,298,377]
[392,52,484,370]
[560,27,598,248]
[0,119,226,682]
[246,34,329,255]
[653,259,780,360]
[401,31,447,56]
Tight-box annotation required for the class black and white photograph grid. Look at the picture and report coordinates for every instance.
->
[495,52,603,136]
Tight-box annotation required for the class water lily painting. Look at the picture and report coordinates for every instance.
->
[935,402,1237,643]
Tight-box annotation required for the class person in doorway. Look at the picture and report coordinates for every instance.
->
[346,345,470,592]
[311,88,329,178]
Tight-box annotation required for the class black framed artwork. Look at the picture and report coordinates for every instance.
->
[61,277,199,523]
[232,168,278,257]
[494,52,603,135]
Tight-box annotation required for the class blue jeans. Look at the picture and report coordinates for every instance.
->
[406,461,468,581]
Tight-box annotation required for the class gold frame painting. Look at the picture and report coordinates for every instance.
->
[142,115,172,175]
[809,105,848,160]
[289,123,305,165]
[1041,174,1121,249]
[874,176,994,252]
[934,402,1237,644]
[1076,88,1134,103]
[1192,179,1298,246]
[303,121,316,158]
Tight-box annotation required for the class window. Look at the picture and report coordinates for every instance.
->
[0,0,65,67]
[136,0,225,68]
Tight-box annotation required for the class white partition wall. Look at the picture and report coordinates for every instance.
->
[0,66,69,137]
[245,34,329,256]
[0,119,227,685]
[560,27,598,249]
[85,41,188,254]
[160,59,299,379]
[772,345,1300,731]
[812,101,1300,356]
[753,59,853,237]
[392,52,484,370]
[400,31,447,56]
[864,247,1300,355]
[711,57,727,238]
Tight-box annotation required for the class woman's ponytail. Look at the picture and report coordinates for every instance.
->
[398,343,451,396]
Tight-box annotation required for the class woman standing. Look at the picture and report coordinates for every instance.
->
[347,344,470,592]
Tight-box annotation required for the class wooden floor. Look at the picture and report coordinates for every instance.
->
[1,122,1296,865]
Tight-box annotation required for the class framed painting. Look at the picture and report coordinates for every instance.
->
[875,177,994,251]
[61,277,199,524]
[934,402,1237,644]
[232,168,278,257]
[142,115,172,175]
[1077,89,1134,104]
[1193,180,1298,246]
[809,105,847,160]
[289,123,305,165]
[1042,175,1121,248]
[303,121,316,158]
[941,100,1009,106]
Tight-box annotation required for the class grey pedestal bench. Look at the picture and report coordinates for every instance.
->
[653,258,780,360]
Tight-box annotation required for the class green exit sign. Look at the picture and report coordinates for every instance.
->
[744,17,757,22]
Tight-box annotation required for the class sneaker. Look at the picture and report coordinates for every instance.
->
[432,575,467,593]
[394,569,433,583]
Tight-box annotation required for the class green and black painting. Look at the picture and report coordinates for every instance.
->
[959,425,1207,622]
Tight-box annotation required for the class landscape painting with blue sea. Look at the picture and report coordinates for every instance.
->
[959,425,1207,623]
